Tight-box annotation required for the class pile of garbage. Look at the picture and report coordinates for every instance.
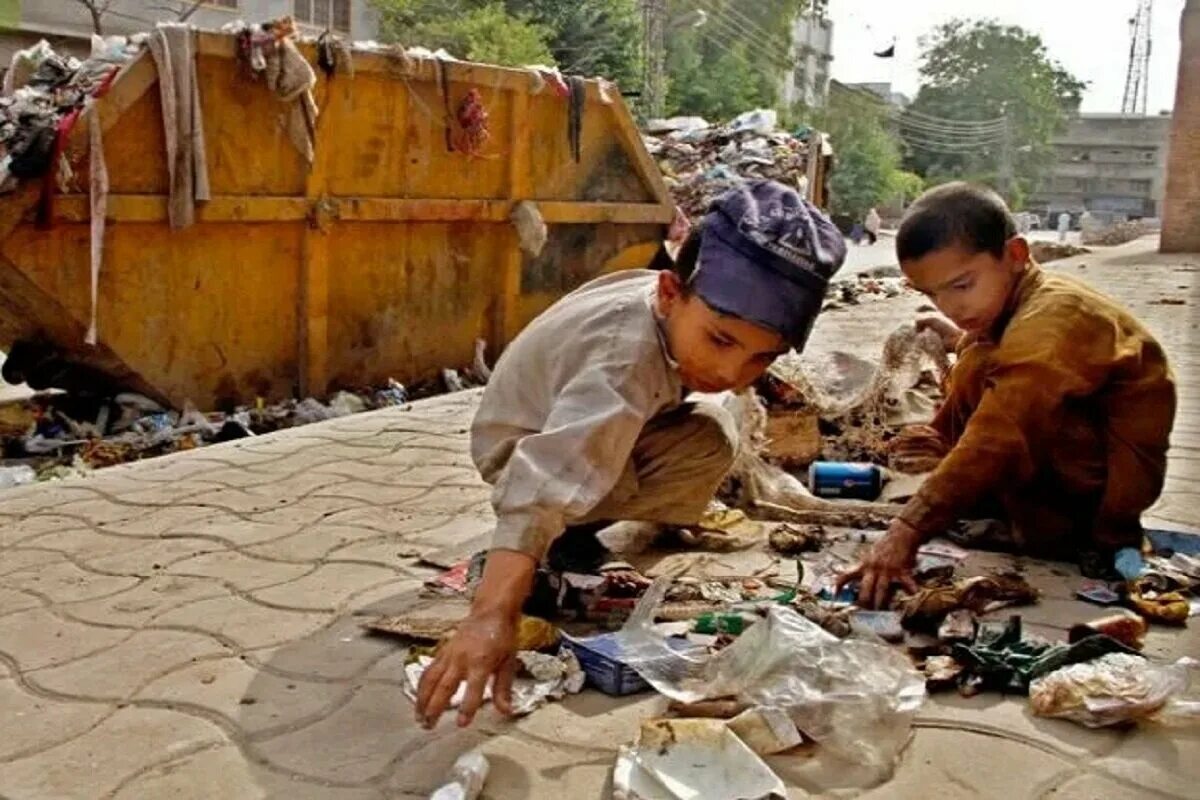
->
[755,323,949,471]
[0,356,488,487]
[1082,219,1150,247]
[391,500,1199,798]
[1,36,141,194]
[643,109,823,220]
[1029,241,1090,263]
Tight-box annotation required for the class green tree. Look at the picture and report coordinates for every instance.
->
[804,87,908,222]
[507,0,642,85]
[663,0,810,120]
[373,0,555,66]
[905,19,1086,206]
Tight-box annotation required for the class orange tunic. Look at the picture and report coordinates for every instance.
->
[899,264,1177,559]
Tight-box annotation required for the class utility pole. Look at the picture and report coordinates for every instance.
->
[641,0,667,118]
[999,110,1015,205]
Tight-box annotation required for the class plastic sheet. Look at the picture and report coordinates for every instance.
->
[1030,654,1200,728]
[615,579,926,780]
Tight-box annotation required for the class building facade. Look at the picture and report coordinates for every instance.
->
[1028,113,1172,222]
[844,81,909,108]
[780,11,833,109]
[1,0,379,69]
[1162,0,1200,252]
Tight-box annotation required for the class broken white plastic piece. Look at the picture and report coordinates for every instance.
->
[429,750,489,800]
[612,719,785,800]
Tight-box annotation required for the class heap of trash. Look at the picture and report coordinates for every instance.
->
[1082,219,1152,247]
[372,320,1197,798]
[1,36,142,194]
[643,109,826,221]
[0,354,488,487]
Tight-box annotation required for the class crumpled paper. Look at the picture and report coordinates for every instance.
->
[403,649,584,717]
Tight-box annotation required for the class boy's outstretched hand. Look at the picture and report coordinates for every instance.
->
[415,609,519,729]
[837,519,922,610]
[414,548,537,729]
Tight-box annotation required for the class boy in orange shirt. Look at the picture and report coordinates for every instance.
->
[843,183,1176,609]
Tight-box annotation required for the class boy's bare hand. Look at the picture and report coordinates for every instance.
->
[837,519,922,610]
[915,316,964,353]
[415,609,519,729]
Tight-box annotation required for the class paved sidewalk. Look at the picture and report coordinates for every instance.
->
[0,238,1198,799]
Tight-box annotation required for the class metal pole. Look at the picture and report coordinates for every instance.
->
[641,0,667,118]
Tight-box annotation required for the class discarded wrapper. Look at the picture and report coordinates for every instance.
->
[852,610,905,642]
[726,706,804,755]
[612,718,786,800]
[403,649,584,717]
[1030,654,1200,728]
[1068,612,1147,651]
[1076,580,1122,606]
[937,609,976,642]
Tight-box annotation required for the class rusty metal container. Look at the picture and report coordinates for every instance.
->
[0,32,673,408]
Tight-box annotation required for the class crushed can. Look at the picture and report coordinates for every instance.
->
[808,461,883,500]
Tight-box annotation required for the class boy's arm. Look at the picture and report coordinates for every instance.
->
[898,308,1121,540]
[418,355,663,729]
[488,365,662,560]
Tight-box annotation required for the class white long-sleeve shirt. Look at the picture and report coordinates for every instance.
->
[471,270,683,558]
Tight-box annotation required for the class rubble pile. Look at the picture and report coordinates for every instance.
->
[823,269,913,311]
[643,109,822,220]
[1029,241,1090,263]
[1082,220,1150,247]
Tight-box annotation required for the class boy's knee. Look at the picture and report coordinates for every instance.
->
[681,403,739,468]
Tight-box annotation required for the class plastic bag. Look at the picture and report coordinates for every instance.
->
[1030,654,1200,728]
[615,579,926,781]
[728,109,778,135]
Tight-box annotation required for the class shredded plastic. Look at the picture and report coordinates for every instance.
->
[615,579,926,781]
[1030,654,1200,728]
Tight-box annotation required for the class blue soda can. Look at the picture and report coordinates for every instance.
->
[808,461,883,500]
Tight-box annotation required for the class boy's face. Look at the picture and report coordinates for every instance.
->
[901,237,1030,337]
[656,271,788,394]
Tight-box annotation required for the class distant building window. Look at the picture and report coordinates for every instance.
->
[295,0,351,32]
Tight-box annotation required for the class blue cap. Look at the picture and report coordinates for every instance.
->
[691,180,846,350]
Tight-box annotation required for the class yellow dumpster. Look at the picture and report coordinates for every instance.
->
[0,31,673,409]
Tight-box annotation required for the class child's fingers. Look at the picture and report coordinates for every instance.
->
[456,668,492,728]
[872,573,892,611]
[900,573,919,595]
[493,656,517,716]
[421,664,465,729]
[857,570,879,609]
[415,657,447,719]
[835,564,863,591]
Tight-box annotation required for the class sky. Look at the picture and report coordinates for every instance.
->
[827,0,1186,114]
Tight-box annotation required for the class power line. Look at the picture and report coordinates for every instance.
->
[897,107,1007,129]
[709,1,789,52]
[694,7,796,71]
[895,116,1007,136]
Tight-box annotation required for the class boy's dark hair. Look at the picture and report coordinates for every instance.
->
[673,224,703,284]
[896,182,1017,262]
[647,224,704,289]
